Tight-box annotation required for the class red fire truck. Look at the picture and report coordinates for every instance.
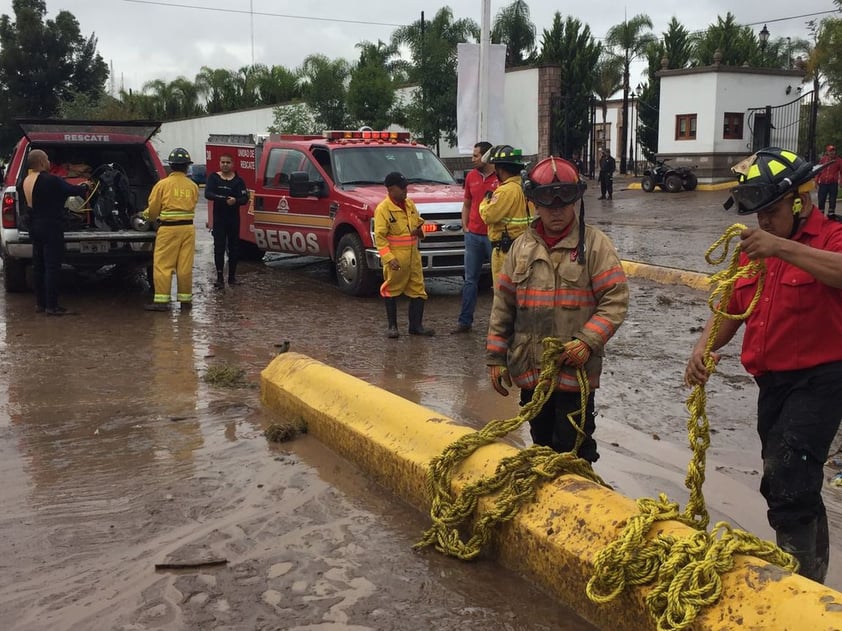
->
[205,130,469,296]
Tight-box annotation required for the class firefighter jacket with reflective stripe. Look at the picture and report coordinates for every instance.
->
[479,175,531,242]
[373,195,423,265]
[486,218,629,391]
[146,171,199,223]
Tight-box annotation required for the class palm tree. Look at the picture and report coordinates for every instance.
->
[605,14,656,173]
[491,0,536,67]
[592,54,623,156]
[298,54,352,130]
[195,66,239,114]
[690,13,763,68]
[391,8,479,149]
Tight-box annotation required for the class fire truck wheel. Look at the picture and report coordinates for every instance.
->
[335,232,377,296]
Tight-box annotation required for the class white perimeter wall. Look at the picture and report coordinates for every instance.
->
[157,67,543,165]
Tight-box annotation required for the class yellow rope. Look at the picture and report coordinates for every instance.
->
[415,338,607,559]
[585,223,797,630]
[417,224,797,630]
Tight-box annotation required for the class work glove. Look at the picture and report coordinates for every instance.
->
[488,365,512,397]
[559,339,591,368]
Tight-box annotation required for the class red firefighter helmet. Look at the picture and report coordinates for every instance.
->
[524,156,586,207]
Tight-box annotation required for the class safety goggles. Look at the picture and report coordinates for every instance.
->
[526,183,585,208]
[728,181,788,214]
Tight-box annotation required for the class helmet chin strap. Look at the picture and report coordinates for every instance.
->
[788,196,804,239]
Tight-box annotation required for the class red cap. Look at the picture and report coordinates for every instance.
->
[827,144,837,152]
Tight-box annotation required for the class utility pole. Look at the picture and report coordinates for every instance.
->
[478,0,491,142]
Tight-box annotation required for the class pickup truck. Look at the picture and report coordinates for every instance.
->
[206,130,470,296]
[1,119,168,292]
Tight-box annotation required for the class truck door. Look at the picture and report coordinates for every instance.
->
[252,148,330,257]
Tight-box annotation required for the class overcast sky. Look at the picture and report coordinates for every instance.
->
[0,0,837,94]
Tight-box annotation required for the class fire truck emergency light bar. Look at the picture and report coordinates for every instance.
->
[324,130,411,142]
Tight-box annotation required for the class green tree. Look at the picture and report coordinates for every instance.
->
[0,0,109,149]
[347,40,400,129]
[537,13,602,157]
[690,13,763,67]
[592,53,623,153]
[605,13,656,173]
[297,54,351,130]
[391,7,479,152]
[267,103,318,135]
[491,0,536,67]
[195,66,240,113]
[252,64,301,106]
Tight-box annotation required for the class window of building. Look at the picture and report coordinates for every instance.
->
[675,114,697,140]
[723,112,744,140]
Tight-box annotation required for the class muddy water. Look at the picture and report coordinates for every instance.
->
[2,186,841,630]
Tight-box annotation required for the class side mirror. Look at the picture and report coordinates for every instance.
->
[289,171,327,198]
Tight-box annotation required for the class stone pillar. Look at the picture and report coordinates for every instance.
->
[537,65,562,160]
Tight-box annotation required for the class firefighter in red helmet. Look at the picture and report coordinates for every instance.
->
[486,156,629,461]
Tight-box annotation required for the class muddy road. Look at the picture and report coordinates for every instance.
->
[2,184,841,630]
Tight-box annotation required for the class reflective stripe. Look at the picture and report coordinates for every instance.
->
[378,246,392,257]
[515,367,599,391]
[153,294,170,303]
[502,216,532,225]
[176,293,192,302]
[160,209,195,221]
[584,315,615,344]
[516,287,595,309]
[386,235,418,247]
[497,273,516,294]
[486,335,508,353]
[592,265,627,294]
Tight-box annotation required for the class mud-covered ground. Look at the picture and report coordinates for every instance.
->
[2,182,841,630]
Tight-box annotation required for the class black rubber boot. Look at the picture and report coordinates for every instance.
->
[408,298,435,336]
[385,298,399,338]
[777,518,827,583]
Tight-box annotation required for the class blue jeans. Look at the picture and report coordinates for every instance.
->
[457,231,492,327]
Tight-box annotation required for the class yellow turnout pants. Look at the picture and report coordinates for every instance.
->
[152,224,195,304]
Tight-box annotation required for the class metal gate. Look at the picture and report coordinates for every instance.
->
[747,89,817,159]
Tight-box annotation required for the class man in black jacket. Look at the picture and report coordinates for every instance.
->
[204,153,250,287]
[598,149,616,200]
[21,149,90,315]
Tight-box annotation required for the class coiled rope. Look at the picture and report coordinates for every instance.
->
[417,224,798,630]
[415,338,605,559]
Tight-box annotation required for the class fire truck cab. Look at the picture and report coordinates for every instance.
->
[206,130,469,296]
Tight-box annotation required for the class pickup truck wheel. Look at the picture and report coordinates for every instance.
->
[665,174,684,193]
[641,175,656,193]
[335,233,378,296]
[3,255,28,292]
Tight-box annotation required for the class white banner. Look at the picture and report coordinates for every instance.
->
[457,43,506,155]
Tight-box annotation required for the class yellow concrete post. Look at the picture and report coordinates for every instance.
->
[261,352,842,631]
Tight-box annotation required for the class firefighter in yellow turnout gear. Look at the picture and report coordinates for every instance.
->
[374,171,435,338]
[144,147,199,311]
[479,145,531,284]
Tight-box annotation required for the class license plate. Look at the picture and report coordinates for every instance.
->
[79,242,109,254]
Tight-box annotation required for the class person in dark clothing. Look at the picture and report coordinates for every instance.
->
[598,149,616,200]
[21,149,89,315]
[204,153,250,288]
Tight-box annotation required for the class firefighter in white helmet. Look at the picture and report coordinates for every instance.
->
[143,147,199,311]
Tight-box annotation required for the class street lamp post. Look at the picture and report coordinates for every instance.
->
[628,91,636,177]
[759,24,770,66]
[634,84,643,177]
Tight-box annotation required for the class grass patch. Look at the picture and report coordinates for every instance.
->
[265,418,308,443]
[203,362,248,388]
